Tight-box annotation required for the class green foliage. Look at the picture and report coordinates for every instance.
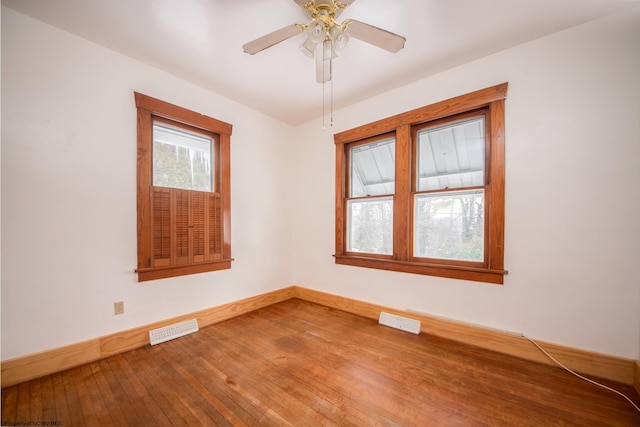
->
[153,143,212,192]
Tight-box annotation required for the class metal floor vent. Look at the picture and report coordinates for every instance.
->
[379,312,421,335]
[149,319,199,345]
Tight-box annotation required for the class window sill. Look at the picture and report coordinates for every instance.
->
[136,258,233,282]
[334,255,507,284]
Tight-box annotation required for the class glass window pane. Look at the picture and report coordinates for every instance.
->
[414,190,484,262]
[417,117,485,191]
[153,122,213,192]
[350,137,395,197]
[347,197,393,255]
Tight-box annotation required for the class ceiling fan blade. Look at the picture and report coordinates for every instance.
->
[346,19,406,53]
[242,24,302,55]
[316,54,332,83]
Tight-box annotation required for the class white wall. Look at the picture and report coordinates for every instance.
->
[1,7,295,360]
[291,6,640,360]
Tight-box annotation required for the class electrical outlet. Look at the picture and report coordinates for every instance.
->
[114,301,124,315]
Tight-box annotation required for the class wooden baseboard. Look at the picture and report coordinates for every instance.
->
[292,286,637,386]
[1,287,295,387]
[2,284,637,389]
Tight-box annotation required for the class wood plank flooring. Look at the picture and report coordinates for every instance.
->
[2,298,639,426]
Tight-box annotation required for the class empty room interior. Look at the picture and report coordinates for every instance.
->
[2,0,640,425]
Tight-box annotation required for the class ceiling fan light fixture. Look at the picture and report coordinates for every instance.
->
[308,20,326,44]
[299,36,318,58]
[330,25,349,51]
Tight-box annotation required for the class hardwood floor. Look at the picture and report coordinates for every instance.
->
[2,298,639,426]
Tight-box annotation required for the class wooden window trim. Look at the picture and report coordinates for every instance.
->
[334,83,508,284]
[135,92,232,281]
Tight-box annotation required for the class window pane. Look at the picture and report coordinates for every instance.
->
[153,123,213,192]
[414,190,484,262]
[347,197,393,255]
[350,137,395,197]
[417,117,484,191]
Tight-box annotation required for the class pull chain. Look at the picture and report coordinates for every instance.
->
[330,62,334,127]
[322,78,325,131]
[321,58,334,131]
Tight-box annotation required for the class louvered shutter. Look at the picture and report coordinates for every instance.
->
[150,187,223,267]
[175,190,189,264]
[209,194,222,259]
[192,192,206,262]
[152,187,171,266]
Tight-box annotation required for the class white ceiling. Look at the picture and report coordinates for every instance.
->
[2,0,637,126]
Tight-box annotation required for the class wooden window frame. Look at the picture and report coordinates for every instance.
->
[334,83,508,284]
[345,132,397,257]
[135,93,232,282]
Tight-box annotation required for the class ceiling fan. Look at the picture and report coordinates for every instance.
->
[242,0,406,83]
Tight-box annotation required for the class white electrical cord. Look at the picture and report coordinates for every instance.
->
[526,337,640,413]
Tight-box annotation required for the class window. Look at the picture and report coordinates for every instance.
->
[135,93,232,281]
[334,84,507,284]
[347,135,395,255]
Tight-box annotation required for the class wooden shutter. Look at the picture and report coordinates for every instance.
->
[150,187,223,267]
[175,190,189,264]
[192,192,206,262]
[209,194,222,260]
[152,187,171,267]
